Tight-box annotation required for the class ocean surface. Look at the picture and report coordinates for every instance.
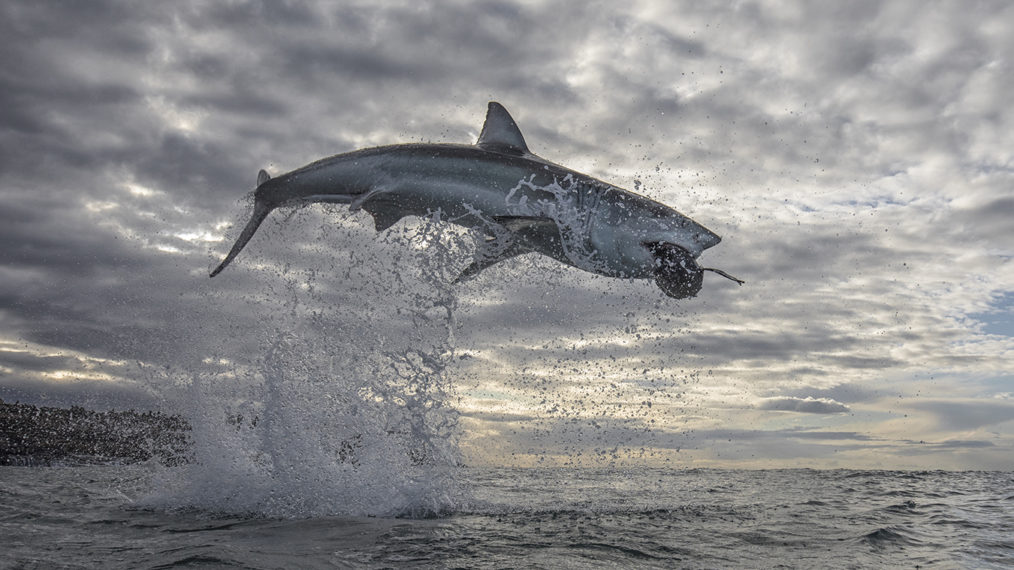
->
[2,465,1012,569]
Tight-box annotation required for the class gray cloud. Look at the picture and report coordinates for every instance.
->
[0,351,81,374]
[906,400,1014,432]
[924,440,995,449]
[757,397,850,414]
[777,383,883,405]
[0,1,1012,469]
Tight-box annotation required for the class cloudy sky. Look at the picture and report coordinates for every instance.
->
[1,0,1012,470]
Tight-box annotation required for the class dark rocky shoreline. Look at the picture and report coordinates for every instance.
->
[0,399,190,466]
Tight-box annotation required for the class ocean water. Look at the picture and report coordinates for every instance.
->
[2,464,1012,569]
[7,219,1011,568]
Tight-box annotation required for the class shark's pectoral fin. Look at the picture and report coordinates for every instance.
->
[454,226,533,283]
[455,216,559,283]
[362,202,404,232]
[455,237,528,283]
[345,186,406,231]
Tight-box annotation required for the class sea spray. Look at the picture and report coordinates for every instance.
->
[148,209,469,518]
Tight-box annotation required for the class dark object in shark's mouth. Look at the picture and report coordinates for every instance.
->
[646,242,743,299]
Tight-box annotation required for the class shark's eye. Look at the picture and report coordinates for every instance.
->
[644,242,703,299]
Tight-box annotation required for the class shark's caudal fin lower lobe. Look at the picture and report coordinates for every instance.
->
[209,201,274,277]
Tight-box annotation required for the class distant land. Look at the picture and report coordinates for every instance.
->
[0,399,190,466]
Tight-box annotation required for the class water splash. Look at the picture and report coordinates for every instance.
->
[148,210,469,518]
[504,174,607,270]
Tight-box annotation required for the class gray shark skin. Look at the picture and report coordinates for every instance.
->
[210,102,742,298]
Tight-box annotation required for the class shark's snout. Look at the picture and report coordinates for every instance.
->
[695,227,722,250]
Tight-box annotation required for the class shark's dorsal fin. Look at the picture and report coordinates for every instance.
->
[476,102,530,155]
[257,169,271,187]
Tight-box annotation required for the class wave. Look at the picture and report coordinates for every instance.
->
[859,526,923,549]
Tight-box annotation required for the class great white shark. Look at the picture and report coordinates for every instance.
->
[210,102,742,298]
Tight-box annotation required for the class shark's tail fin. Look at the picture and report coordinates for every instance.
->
[209,199,274,277]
